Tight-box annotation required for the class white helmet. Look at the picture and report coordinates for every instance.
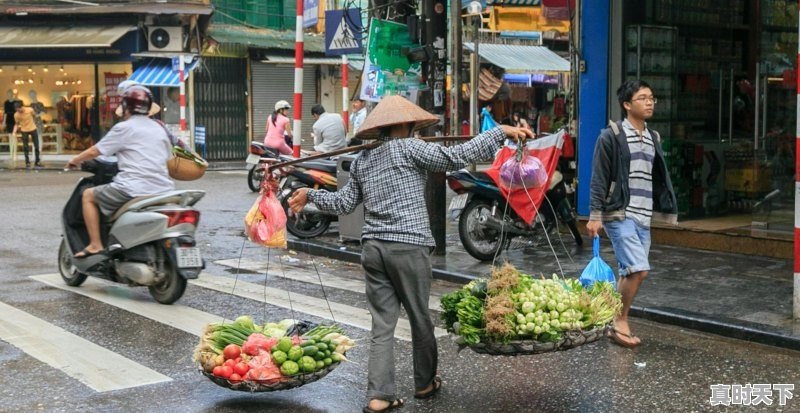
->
[274,100,291,111]
[117,80,140,95]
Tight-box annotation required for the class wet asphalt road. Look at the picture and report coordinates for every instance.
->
[1,169,799,413]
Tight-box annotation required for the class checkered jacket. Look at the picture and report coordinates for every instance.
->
[307,127,507,246]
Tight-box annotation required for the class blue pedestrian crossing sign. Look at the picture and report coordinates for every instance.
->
[325,9,363,56]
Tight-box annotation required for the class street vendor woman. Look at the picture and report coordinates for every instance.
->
[288,95,533,413]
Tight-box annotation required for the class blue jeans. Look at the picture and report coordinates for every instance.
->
[604,218,651,277]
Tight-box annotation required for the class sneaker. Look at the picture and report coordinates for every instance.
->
[34,162,43,168]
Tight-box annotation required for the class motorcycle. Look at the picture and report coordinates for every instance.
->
[276,156,339,238]
[446,133,583,261]
[246,141,280,192]
[59,158,205,304]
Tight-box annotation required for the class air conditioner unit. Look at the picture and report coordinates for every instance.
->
[147,26,183,52]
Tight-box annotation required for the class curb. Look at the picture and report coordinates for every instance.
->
[288,238,800,352]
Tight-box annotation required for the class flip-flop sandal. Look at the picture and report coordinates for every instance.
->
[414,376,443,399]
[362,398,404,413]
[73,248,104,259]
[607,328,641,349]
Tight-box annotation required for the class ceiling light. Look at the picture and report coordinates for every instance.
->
[43,66,48,72]
[59,65,64,72]
[27,66,32,72]
[77,80,82,85]
[28,79,34,84]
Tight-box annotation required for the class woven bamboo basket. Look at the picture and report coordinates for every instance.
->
[168,151,208,181]
[453,325,610,356]
[200,362,341,392]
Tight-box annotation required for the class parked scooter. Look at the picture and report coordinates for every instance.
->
[246,141,280,192]
[275,156,339,238]
[446,133,583,261]
[59,158,205,304]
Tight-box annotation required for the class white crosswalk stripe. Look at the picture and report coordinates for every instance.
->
[190,273,449,341]
[215,258,444,312]
[0,300,171,392]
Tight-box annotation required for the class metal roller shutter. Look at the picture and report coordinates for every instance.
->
[251,63,318,149]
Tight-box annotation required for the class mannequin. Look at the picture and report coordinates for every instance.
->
[4,89,18,133]
[29,90,45,135]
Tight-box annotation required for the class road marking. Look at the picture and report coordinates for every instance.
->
[190,273,448,341]
[215,258,443,311]
[217,170,248,175]
[0,300,171,392]
[30,273,440,342]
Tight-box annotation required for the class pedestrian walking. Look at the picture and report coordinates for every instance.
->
[586,79,677,348]
[12,100,41,168]
[287,95,532,412]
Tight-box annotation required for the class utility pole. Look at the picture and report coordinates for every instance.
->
[421,0,448,255]
[449,0,462,136]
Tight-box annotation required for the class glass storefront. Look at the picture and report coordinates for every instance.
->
[620,0,798,238]
[0,62,131,155]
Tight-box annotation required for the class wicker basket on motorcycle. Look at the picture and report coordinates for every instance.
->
[199,362,341,392]
[168,148,208,181]
[452,325,609,356]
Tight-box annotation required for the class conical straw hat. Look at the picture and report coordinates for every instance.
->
[355,95,439,139]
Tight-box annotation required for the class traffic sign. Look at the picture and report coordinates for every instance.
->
[325,9,363,56]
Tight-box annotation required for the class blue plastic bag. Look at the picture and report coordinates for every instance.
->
[480,107,497,132]
[579,236,617,289]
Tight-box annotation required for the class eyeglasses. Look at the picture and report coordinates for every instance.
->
[631,96,658,104]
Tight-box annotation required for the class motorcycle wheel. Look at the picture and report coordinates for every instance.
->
[58,238,87,287]
[148,252,187,305]
[248,165,263,192]
[458,199,509,261]
[281,190,331,238]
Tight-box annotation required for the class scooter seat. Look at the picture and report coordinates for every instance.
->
[297,160,337,174]
[110,195,157,221]
[467,170,493,184]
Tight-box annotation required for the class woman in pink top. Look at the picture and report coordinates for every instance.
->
[264,100,293,155]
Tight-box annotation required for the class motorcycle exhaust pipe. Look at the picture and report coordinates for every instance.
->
[301,203,324,215]
[478,214,530,236]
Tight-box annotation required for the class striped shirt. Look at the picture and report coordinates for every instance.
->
[307,127,507,246]
[622,119,655,227]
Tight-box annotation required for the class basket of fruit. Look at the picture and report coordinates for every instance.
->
[194,317,355,392]
[441,264,620,356]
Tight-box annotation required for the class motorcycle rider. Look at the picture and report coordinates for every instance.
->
[65,86,174,259]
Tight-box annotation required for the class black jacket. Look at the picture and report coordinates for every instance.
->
[589,120,678,225]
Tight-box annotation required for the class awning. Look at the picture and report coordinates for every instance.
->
[128,58,200,87]
[208,24,326,53]
[0,25,134,48]
[464,43,569,73]
[261,56,364,70]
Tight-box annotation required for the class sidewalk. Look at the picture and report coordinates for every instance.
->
[288,223,800,352]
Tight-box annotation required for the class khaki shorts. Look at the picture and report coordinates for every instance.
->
[92,184,134,216]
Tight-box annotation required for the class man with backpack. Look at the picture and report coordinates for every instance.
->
[586,80,678,348]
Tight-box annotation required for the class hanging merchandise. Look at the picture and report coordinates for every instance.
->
[498,148,548,190]
[480,106,497,132]
[359,19,423,103]
[440,263,620,355]
[244,179,287,248]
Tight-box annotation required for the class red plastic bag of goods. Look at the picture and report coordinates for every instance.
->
[244,180,287,248]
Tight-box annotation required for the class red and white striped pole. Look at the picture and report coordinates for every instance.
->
[179,56,186,133]
[794,0,800,319]
[342,55,349,133]
[293,0,304,157]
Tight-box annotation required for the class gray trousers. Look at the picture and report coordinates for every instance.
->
[361,239,438,401]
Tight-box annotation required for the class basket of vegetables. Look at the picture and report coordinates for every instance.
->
[194,316,355,392]
[441,264,621,356]
[168,146,208,181]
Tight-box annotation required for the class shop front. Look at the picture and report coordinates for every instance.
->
[580,1,797,239]
[0,26,140,159]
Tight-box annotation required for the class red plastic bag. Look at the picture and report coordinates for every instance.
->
[244,180,287,248]
[484,132,564,225]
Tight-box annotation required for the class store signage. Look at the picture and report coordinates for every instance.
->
[304,0,319,28]
[0,30,138,62]
[324,9,363,56]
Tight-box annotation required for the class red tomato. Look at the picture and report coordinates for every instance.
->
[219,365,233,379]
[233,362,249,376]
[234,357,242,364]
[229,373,242,383]
[224,359,237,368]
[223,344,241,360]
[212,366,224,377]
